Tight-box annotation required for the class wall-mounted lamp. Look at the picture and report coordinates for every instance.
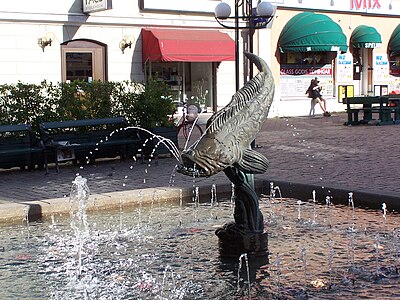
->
[119,35,135,53]
[330,0,334,6]
[38,32,55,52]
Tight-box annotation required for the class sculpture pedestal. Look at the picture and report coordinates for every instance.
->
[216,223,268,258]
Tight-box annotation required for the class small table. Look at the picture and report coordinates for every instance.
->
[380,94,400,124]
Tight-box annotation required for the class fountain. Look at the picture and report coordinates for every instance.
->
[1,53,400,299]
[1,180,400,299]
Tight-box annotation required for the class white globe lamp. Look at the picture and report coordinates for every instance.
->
[214,2,231,19]
[256,1,274,17]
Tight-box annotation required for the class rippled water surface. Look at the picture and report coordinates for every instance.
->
[0,191,399,299]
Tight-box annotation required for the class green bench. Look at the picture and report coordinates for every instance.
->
[381,94,400,124]
[343,96,400,125]
[39,117,141,173]
[0,124,44,170]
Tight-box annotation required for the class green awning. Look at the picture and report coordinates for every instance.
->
[278,12,348,53]
[389,24,400,56]
[350,25,382,48]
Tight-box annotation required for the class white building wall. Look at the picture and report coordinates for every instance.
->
[0,0,236,109]
[2,1,400,116]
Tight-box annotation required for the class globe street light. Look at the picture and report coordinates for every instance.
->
[215,1,275,90]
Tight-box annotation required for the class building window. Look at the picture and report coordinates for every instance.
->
[280,52,334,66]
[146,62,213,110]
[61,39,107,82]
[65,52,93,82]
[389,53,400,76]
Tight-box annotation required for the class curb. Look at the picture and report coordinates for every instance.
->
[1,178,398,225]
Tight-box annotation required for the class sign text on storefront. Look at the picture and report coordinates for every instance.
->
[350,0,381,10]
[280,67,332,76]
[83,0,112,13]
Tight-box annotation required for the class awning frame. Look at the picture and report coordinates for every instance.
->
[350,25,382,49]
[278,12,348,53]
[141,28,235,63]
[389,24,400,56]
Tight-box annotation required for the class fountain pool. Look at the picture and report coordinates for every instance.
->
[0,178,399,299]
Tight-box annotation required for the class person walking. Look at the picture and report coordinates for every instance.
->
[306,78,331,117]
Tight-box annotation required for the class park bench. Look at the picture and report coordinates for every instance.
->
[39,117,141,173]
[0,124,44,170]
[343,96,400,125]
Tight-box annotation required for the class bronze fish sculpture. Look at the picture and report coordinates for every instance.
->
[178,52,275,177]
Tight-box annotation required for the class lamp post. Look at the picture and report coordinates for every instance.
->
[214,1,275,91]
[215,1,274,148]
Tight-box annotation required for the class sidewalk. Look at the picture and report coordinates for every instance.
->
[0,112,399,222]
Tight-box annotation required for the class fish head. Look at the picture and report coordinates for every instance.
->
[177,136,231,177]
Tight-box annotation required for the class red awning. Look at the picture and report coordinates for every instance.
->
[141,28,235,63]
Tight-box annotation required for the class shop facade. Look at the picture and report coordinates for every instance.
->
[0,0,236,113]
[1,0,400,117]
[264,0,400,117]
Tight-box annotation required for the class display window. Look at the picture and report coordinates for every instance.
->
[280,52,335,66]
[389,54,400,76]
[148,62,213,112]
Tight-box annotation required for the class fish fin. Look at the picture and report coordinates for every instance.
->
[234,149,269,174]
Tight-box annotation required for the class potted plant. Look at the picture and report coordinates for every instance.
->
[133,78,178,157]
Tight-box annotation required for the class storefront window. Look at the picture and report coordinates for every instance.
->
[280,52,334,66]
[280,51,335,98]
[389,53,400,76]
[150,62,189,103]
[149,62,212,111]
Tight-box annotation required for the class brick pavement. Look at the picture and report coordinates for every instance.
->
[0,112,399,222]
[257,113,400,200]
